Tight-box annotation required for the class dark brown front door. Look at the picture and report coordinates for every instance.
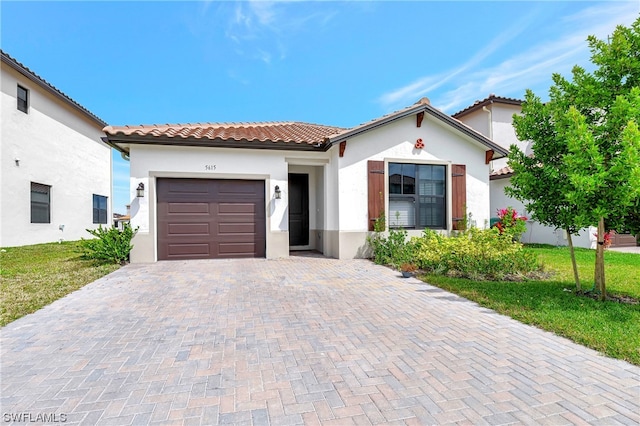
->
[288,174,309,246]
[157,178,265,260]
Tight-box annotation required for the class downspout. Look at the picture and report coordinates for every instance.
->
[101,136,129,161]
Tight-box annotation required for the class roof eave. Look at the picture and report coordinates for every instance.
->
[327,104,424,145]
[452,96,523,119]
[490,172,514,180]
[1,51,107,128]
[102,134,329,153]
[327,103,509,158]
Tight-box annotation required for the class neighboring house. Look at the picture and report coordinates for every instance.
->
[453,94,637,248]
[103,98,507,262]
[113,205,131,231]
[1,51,112,247]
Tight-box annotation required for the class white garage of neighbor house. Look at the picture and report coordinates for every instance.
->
[103,98,508,263]
[1,51,112,247]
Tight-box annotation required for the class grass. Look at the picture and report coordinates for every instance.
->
[0,241,120,327]
[419,245,640,366]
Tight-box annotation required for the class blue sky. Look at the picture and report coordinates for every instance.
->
[2,1,638,214]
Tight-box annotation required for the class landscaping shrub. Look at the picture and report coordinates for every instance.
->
[412,228,540,280]
[494,207,528,241]
[79,223,137,264]
[367,228,414,269]
[368,218,541,280]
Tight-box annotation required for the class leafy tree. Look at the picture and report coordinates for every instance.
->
[508,18,640,300]
[508,91,588,290]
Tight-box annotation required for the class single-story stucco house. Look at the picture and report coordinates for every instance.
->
[103,98,508,263]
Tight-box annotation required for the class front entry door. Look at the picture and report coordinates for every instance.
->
[288,173,309,246]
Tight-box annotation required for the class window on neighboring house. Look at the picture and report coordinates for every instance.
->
[17,85,28,113]
[31,182,51,223]
[93,194,108,224]
[388,163,446,229]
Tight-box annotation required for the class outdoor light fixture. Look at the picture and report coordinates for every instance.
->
[274,185,281,199]
[136,182,145,198]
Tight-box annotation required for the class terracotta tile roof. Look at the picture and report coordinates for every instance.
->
[104,97,509,158]
[103,121,345,145]
[490,165,514,179]
[452,94,523,119]
[1,50,107,127]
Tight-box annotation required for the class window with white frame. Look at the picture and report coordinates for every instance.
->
[388,163,446,229]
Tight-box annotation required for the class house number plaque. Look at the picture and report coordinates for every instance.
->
[205,165,217,171]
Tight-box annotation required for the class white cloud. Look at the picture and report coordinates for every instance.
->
[378,2,639,114]
[249,0,277,26]
[222,1,337,64]
[256,48,272,64]
[378,8,537,109]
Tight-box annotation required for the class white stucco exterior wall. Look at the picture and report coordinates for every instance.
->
[1,64,111,247]
[457,103,529,171]
[333,114,492,258]
[339,115,492,230]
[490,103,529,170]
[127,144,331,262]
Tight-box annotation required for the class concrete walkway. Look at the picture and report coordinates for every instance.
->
[609,245,640,254]
[1,257,638,425]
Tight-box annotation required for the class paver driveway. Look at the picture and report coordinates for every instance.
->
[1,256,638,425]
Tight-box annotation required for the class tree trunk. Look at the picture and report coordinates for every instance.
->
[595,216,606,301]
[566,230,581,291]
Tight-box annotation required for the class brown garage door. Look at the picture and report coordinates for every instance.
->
[610,231,637,248]
[157,178,265,260]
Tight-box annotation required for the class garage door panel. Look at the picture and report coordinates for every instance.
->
[218,202,259,214]
[215,214,263,221]
[217,182,262,194]
[166,243,210,257]
[157,178,265,260]
[168,223,210,236]
[166,180,211,194]
[218,223,256,235]
[218,242,263,257]
[168,203,210,214]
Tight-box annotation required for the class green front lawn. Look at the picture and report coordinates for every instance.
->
[420,245,640,365]
[0,241,120,327]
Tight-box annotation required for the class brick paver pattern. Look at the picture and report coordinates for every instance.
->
[1,257,638,425]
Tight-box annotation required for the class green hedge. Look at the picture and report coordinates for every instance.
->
[369,227,541,280]
[413,228,539,280]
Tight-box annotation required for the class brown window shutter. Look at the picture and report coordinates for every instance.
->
[451,164,466,230]
[368,160,385,231]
